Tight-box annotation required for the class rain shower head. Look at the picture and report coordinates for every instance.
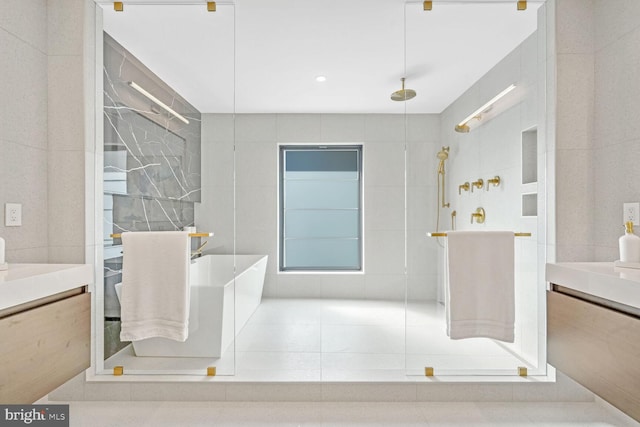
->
[390,77,416,101]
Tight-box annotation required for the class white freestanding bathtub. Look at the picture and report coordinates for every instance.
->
[114,254,267,357]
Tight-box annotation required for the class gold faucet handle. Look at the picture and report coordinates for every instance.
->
[470,207,486,224]
[486,175,501,191]
[471,179,484,192]
[458,182,470,195]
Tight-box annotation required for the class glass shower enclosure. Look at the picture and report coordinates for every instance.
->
[94,0,547,380]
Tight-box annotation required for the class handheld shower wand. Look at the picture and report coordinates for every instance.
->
[437,146,450,209]
[434,146,451,249]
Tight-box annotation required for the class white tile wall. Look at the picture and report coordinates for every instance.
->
[198,112,441,301]
[0,2,49,262]
[47,0,94,264]
[552,0,640,263]
[556,0,594,55]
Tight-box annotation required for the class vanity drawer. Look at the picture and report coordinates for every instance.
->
[0,290,91,404]
[548,289,640,421]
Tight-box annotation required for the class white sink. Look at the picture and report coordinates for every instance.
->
[0,263,93,311]
[546,262,640,310]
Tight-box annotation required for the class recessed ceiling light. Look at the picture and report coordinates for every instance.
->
[315,75,327,83]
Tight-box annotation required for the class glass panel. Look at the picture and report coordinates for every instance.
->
[404,1,545,377]
[286,150,358,172]
[284,180,359,210]
[284,239,360,269]
[98,3,236,377]
[285,209,359,238]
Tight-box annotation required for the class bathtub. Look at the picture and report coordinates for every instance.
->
[114,254,267,357]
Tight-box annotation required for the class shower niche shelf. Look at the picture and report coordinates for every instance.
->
[522,127,537,185]
[522,192,537,217]
[521,127,538,217]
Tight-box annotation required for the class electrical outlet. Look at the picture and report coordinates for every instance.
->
[5,203,22,227]
[623,202,640,226]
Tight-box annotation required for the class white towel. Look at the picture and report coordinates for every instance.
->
[120,231,191,342]
[445,230,515,342]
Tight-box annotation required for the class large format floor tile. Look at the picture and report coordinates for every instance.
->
[105,298,533,380]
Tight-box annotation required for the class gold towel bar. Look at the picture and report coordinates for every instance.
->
[427,232,531,237]
[110,232,213,239]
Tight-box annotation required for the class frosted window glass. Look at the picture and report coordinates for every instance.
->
[280,146,362,271]
[285,210,359,238]
[285,239,360,269]
[285,180,359,209]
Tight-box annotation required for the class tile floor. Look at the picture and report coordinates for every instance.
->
[57,400,640,426]
[105,298,533,380]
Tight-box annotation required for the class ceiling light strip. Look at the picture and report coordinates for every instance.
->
[455,84,516,132]
[128,81,190,124]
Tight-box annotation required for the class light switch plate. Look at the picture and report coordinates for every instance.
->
[5,203,22,227]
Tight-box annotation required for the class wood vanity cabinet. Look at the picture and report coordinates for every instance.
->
[0,287,91,404]
[547,287,640,421]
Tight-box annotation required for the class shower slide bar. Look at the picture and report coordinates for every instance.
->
[427,232,531,237]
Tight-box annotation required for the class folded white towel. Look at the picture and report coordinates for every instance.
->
[446,230,515,342]
[120,231,191,342]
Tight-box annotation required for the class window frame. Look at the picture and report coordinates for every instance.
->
[278,144,364,273]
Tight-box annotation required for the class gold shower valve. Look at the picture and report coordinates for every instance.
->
[486,175,501,190]
[471,178,484,192]
[471,207,485,224]
[458,182,470,195]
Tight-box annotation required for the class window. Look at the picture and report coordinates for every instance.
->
[279,145,363,271]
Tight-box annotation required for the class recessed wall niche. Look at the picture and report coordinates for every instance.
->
[522,127,537,185]
[522,193,538,217]
[521,127,537,217]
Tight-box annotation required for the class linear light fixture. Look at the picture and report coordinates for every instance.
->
[454,84,516,133]
[128,81,190,124]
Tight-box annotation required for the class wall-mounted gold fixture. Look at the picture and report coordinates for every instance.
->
[424,367,434,376]
[437,146,449,208]
[454,84,516,133]
[423,1,433,10]
[207,2,216,12]
[451,210,457,230]
[458,182,470,195]
[471,207,486,224]
[486,175,501,190]
[471,178,484,192]
[114,1,123,12]
[517,1,527,11]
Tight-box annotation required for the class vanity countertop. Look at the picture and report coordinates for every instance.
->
[0,263,93,311]
[546,262,640,310]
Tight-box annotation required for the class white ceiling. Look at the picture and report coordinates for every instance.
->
[100,0,542,114]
